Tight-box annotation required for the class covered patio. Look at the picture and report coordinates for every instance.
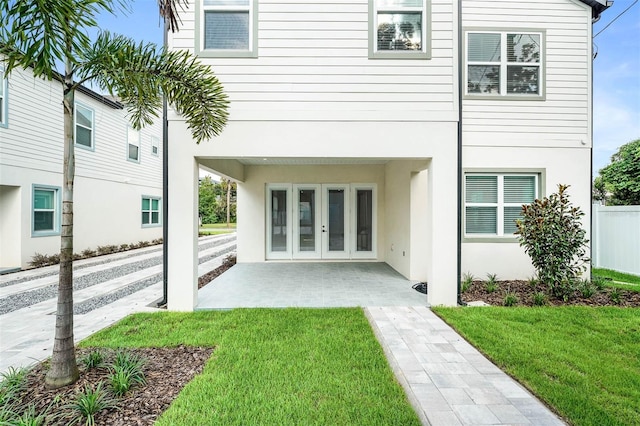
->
[197,262,428,309]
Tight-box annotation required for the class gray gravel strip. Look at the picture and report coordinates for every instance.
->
[0,236,235,289]
[73,274,163,315]
[0,242,237,315]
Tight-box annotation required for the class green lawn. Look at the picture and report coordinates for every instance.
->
[592,268,640,292]
[80,309,420,425]
[433,306,640,426]
[199,223,236,235]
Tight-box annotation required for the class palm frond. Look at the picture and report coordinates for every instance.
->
[78,31,228,143]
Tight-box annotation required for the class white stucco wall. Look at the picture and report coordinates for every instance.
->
[462,146,592,280]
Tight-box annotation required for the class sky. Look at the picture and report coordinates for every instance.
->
[95,0,640,177]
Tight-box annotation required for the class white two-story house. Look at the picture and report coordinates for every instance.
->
[0,65,163,271]
[165,0,609,309]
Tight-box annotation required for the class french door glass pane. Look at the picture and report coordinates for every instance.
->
[465,206,497,234]
[356,190,373,251]
[328,189,345,251]
[298,189,315,251]
[204,12,249,50]
[271,190,287,252]
[34,211,54,231]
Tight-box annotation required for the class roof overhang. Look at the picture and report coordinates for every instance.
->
[578,0,613,20]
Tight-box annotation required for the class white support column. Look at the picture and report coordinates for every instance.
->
[167,132,199,311]
[427,150,458,306]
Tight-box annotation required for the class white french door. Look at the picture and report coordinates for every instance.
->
[267,183,376,260]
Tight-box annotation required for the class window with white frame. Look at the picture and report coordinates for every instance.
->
[151,136,159,156]
[142,197,161,226]
[465,174,538,236]
[33,186,60,235]
[127,127,140,162]
[75,103,94,149]
[371,0,430,59]
[201,0,256,56]
[466,31,542,97]
[0,69,7,127]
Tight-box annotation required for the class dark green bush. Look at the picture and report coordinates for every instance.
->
[515,184,589,300]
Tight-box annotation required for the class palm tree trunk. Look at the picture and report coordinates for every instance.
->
[45,58,79,389]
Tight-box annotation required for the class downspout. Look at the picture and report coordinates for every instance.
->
[456,0,466,306]
[158,19,169,307]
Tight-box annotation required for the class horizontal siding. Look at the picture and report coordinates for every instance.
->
[462,0,592,145]
[172,0,457,123]
[0,67,162,188]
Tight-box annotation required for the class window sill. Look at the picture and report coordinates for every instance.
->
[197,49,258,59]
[142,223,162,228]
[464,94,545,101]
[32,231,61,238]
[369,51,431,60]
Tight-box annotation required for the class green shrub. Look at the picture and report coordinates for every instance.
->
[515,184,589,300]
[461,272,474,293]
[485,273,498,293]
[65,382,117,426]
[81,248,96,258]
[112,351,146,386]
[527,276,539,288]
[503,291,518,307]
[28,253,49,268]
[532,291,548,306]
[119,244,130,252]
[578,279,596,298]
[96,245,118,255]
[592,276,606,291]
[610,288,621,304]
[80,350,105,370]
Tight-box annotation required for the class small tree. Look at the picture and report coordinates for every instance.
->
[515,184,589,300]
[598,138,640,205]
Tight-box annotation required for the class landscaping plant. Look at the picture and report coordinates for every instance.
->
[515,184,589,300]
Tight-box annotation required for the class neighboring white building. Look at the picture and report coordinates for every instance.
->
[165,0,610,309]
[0,65,163,271]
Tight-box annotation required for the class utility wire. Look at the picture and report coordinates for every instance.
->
[594,0,638,39]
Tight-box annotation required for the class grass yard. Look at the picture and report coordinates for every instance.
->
[199,223,236,235]
[593,267,640,292]
[80,308,420,425]
[433,306,640,426]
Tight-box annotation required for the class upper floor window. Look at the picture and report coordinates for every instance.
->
[464,174,538,237]
[370,0,431,59]
[151,136,159,156]
[75,103,94,149]
[32,185,61,236]
[466,31,543,98]
[127,127,140,162]
[0,69,7,127]
[199,0,257,58]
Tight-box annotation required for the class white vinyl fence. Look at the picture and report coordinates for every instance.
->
[592,204,640,276]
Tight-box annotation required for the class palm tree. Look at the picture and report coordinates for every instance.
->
[0,0,228,389]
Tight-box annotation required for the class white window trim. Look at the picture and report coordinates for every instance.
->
[32,184,61,237]
[151,136,159,156]
[127,126,141,163]
[197,0,258,58]
[464,173,539,239]
[464,29,545,99]
[142,196,162,227]
[0,69,7,128]
[74,102,95,150]
[369,0,431,60]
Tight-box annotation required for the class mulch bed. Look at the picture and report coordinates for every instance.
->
[461,280,640,307]
[9,257,237,425]
[14,346,213,425]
